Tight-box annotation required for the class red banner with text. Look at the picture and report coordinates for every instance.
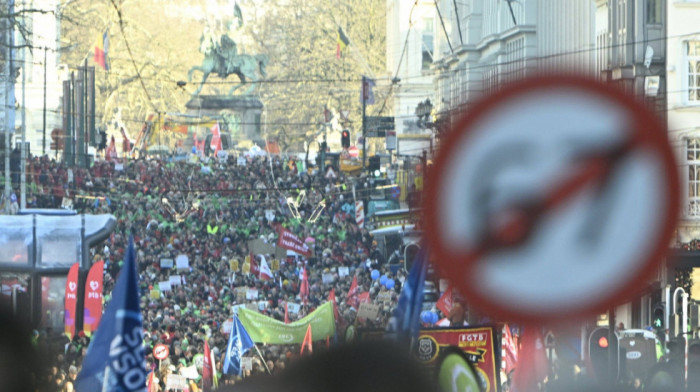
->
[83,260,104,336]
[277,228,311,257]
[413,327,500,392]
[64,263,80,339]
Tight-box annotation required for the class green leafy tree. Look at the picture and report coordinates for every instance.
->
[59,0,388,153]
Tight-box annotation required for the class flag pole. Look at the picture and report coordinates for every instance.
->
[252,345,272,375]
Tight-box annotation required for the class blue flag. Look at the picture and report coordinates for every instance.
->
[75,236,148,392]
[386,247,428,343]
[222,314,255,376]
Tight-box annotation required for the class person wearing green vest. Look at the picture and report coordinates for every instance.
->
[207,221,219,235]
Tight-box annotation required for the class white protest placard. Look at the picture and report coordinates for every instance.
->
[322,273,335,284]
[241,357,253,372]
[169,275,182,286]
[166,374,187,390]
[176,254,189,271]
[222,319,233,334]
[61,197,73,209]
[158,281,172,292]
[114,162,124,171]
[377,291,393,304]
[179,365,199,380]
[338,267,350,278]
[246,288,258,300]
[357,302,381,320]
[258,301,268,311]
[160,258,174,269]
[286,302,300,315]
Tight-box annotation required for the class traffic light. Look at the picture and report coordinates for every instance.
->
[341,130,350,149]
[50,128,64,151]
[652,303,664,330]
[98,130,107,151]
[588,327,620,385]
[368,155,381,176]
[404,243,420,272]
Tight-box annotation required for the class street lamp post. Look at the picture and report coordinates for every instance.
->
[672,286,689,389]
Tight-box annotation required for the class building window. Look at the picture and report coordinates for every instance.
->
[646,0,661,24]
[688,139,700,217]
[687,41,700,103]
[422,17,434,71]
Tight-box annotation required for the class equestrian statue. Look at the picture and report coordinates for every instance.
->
[187,34,268,96]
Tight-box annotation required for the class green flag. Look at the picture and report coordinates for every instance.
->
[238,302,335,344]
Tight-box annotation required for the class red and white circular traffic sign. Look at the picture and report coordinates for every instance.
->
[153,344,170,361]
[424,75,680,324]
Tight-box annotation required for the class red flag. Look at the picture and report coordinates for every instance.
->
[511,327,549,392]
[64,263,79,339]
[502,324,519,375]
[83,260,104,336]
[106,136,118,161]
[346,275,359,308]
[328,289,339,321]
[119,127,132,154]
[202,340,214,392]
[357,291,370,305]
[284,302,290,324]
[436,284,455,316]
[249,252,260,276]
[299,267,309,305]
[301,324,313,355]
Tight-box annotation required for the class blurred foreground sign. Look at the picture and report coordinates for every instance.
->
[424,75,679,323]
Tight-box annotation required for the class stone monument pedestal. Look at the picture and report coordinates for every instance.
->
[185,95,263,141]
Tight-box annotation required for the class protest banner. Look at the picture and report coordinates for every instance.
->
[248,239,276,256]
[158,281,172,292]
[238,302,335,344]
[277,228,312,257]
[338,267,349,278]
[169,275,182,286]
[150,289,161,300]
[322,273,334,284]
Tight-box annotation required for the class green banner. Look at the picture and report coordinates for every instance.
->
[238,302,335,344]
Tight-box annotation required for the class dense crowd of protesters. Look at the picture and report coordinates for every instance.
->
[4,151,431,391]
